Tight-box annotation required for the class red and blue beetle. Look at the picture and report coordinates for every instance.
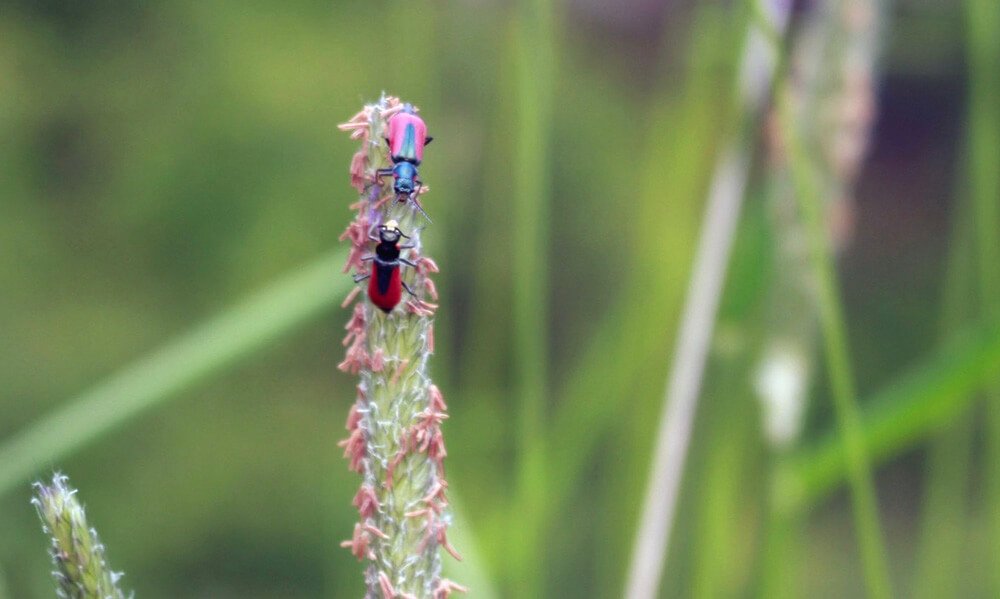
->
[353,220,418,313]
[376,104,433,217]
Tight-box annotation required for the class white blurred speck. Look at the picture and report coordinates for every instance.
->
[754,343,809,447]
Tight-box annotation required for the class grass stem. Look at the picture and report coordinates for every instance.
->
[964,0,1000,593]
[913,151,977,598]
[776,80,893,599]
[624,4,790,595]
[510,0,555,595]
[784,322,1000,504]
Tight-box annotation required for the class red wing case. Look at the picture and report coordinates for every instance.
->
[368,263,402,312]
[387,112,427,165]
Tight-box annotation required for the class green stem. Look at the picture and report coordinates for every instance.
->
[783,322,1000,505]
[913,414,973,597]
[964,0,1000,593]
[626,4,786,595]
[777,85,893,599]
[691,352,757,599]
[913,151,977,598]
[510,0,555,595]
[509,10,757,571]
[966,0,1000,311]
[506,4,745,573]
[759,453,805,599]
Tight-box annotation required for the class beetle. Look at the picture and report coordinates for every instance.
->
[352,220,418,313]
[375,104,433,218]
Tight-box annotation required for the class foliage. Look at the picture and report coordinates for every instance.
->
[1,0,996,597]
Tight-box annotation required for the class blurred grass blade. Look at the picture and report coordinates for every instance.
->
[624,3,790,596]
[0,250,348,497]
[784,322,1000,505]
[778,73,893,599]
[689,351,759,599]
[964,0,1000,592]
[764,0,888,594]
[535,3,741,547]
[914,413,974,598]
[509,0,555,594]
[1,248,501,596]
[625,140,750,599]
[444,500,500,599]
[913,153,977,598]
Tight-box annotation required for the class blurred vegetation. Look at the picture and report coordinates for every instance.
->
[1,0,997,597]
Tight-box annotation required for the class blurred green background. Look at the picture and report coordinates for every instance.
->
[1,0,998,597]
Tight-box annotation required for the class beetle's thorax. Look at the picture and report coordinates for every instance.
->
[376,241,400,262]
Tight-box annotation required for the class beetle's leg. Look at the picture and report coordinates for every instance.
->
[402,281,418,297]
[361,255,374,262]
[364,170,389,196]
[399,257,418,268]
[398,243,417,250]
[410,195,432,223]
[374,192,394,210]
[353,274,371,283]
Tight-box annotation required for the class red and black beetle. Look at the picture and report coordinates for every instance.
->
[353,220,418,313]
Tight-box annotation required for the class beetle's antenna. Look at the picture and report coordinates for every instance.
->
[411,196,433,223]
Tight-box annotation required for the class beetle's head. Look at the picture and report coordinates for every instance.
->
[394,178,414,196]
[392,162,418,197]
[378,220,407,243]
